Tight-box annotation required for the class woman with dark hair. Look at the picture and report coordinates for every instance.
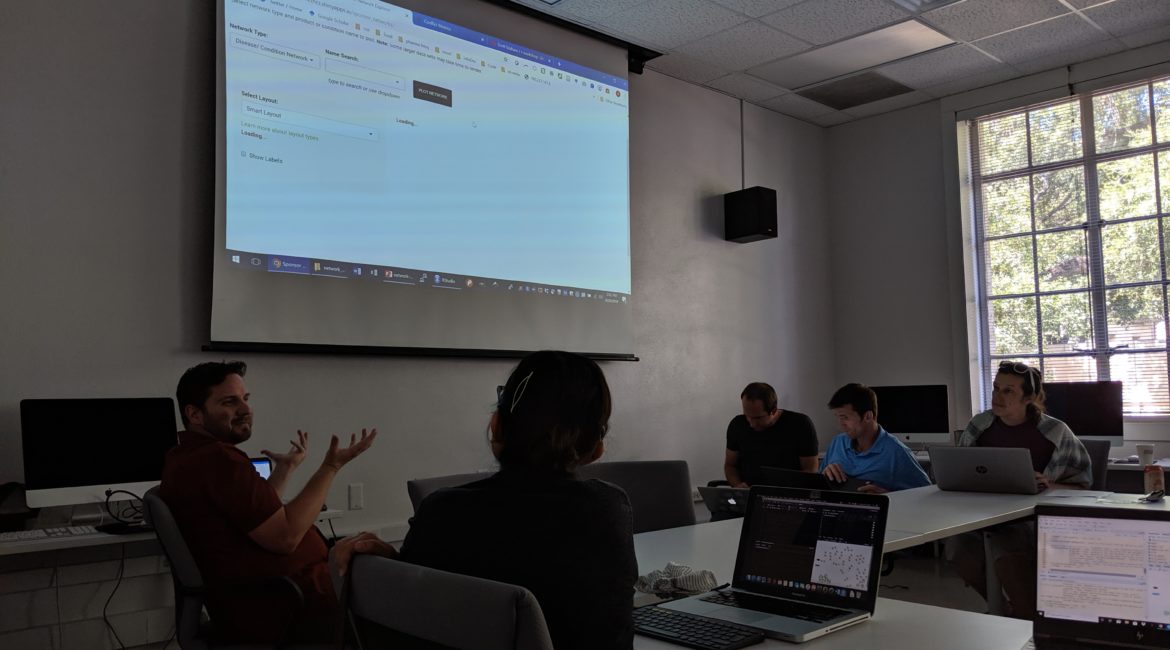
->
[398,350,637,649]
[948,360,1092,619]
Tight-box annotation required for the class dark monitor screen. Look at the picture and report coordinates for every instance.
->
[1042,381,1123,438]
[20,398,178,491]
[870,385,949,434]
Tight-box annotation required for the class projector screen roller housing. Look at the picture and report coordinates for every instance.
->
[213,0,634,358]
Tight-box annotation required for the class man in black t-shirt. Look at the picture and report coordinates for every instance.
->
[724,382,819,487]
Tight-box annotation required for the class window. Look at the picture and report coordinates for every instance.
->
[968,77,1170,414]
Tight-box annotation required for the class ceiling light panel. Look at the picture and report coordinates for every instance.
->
[752,20,953,89]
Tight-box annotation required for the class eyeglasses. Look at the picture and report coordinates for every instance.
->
[997,360,1037,393]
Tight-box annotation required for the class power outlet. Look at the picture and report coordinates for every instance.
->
[348,483,364,510]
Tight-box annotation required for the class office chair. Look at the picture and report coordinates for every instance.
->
[1080,439,1111,491]
[332,552,554,650]
[143,488,320,650]
[578,460,696,533]
[405,471,485,512]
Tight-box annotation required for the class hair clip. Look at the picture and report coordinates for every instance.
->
[511,371,534,413]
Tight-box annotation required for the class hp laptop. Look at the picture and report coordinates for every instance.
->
[757,466,868,492]
[661,486,889,642]
[930,446,1044,494]
[1034,503,1170,649]
[697,485,750,516]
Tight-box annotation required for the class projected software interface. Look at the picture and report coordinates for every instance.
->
[1038,514,1170,629]
[738,496,881,604]
[223,0,631,301]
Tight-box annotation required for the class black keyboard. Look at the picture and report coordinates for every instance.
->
[633,606,765,650]
[698,590,849,623]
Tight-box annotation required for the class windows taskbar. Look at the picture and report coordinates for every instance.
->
[225,250,630,303]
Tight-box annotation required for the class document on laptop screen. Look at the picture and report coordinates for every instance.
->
[1037,514,1170,627]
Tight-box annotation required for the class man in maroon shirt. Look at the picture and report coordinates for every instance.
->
[160,361,376,643]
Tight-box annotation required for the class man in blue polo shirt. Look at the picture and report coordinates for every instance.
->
[821,383,930,493]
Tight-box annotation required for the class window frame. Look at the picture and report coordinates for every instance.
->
[968,77,1170,415]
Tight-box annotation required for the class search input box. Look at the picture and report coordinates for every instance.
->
[242,102,378,141]
[325,57,406,91]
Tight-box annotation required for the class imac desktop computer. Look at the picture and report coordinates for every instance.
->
[20,397,178,508]
[1042,381,1123,444]
[870,384,951,449]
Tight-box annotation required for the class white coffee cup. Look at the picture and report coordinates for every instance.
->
[1137,443,1156,466]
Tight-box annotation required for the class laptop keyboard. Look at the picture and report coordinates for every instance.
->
[699,590,850,623]
[633,606,764,650]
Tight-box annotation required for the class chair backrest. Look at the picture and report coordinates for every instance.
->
[339,554,554,650]
[406,472,485,513]
[142,487,207,650]
[1081,439,1111,491]
[578,460,696,533]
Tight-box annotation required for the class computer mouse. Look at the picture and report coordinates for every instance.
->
[1129,455,1141,463]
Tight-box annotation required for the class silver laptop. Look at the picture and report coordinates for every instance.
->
[660,485,889,643]
[1033,503,1170,648]
[697,485,749,516]
[930,446,1044,494]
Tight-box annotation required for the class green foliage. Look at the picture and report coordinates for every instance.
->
[980,86,1169,362]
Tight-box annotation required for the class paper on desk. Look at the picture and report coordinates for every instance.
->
[1044,489,1111,498]
[1095,493,1159,505]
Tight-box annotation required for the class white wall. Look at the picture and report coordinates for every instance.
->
[825,102,961,425]
[0,2,836,539]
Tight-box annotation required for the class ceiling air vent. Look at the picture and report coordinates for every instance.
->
[796,72,913,111]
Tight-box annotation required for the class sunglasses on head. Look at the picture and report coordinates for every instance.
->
[998,360,1037,394]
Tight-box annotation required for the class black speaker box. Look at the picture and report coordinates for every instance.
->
[724,186,777,243]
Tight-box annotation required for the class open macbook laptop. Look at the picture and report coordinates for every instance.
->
[757,466,868,492]
[930,446,1044,494]
[660,485,889,643]
[1034,503,1170,649]
[697,485,750,516]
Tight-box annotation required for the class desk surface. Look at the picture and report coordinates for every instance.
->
[634,510,1032,649]
[0,508,346,556]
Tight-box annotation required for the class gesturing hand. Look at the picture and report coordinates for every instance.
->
[323,428,378,471]
[262,430,309,472]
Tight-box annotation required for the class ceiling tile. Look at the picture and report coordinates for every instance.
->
[645,52,730,83]
[598,0,747,49]
[709,0,806,18]
[919,66,1019,97]
[922,0,1070,41]
[674,21,810,70]
[550,0,650,22]
[1119,23,1170,48]
[1062,0,1116,8]
[706,73,790,101]
[761,92,838,118]
[975,13,1111,67]
[749,56,826,89]
[1011,37,1124,74]
[807,111,854,127]
[1084,0,1170,38]
[842,89,934,116]
[875,43,1003,88]
[762,0,911,45]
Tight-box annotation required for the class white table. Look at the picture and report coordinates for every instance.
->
[633,519,1032,649]
[0,508,346,556]
[884,485,1054,543]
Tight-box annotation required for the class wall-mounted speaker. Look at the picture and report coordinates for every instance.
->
[724,186,777,243]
